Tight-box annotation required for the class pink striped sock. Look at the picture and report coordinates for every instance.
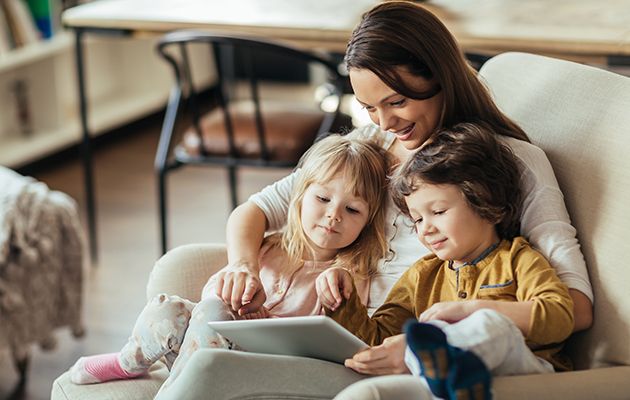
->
[70,353,143,384]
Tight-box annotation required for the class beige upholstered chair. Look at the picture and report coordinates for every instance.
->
[53,52,630,399]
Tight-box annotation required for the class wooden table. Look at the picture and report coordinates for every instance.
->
[63,0,378,52]
[424,0,630,65]
[62,0,630,261]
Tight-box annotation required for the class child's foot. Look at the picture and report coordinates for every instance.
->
[404,321,451,398]
[69,353,143,384]
[447,350,492,400]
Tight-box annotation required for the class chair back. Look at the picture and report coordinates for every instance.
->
[479,52,630,370]
[156,30,347,167]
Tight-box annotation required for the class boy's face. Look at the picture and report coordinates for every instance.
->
[405,182,499,267]
[300,176,370,261]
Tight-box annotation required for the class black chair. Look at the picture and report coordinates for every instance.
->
[155,30,351,254]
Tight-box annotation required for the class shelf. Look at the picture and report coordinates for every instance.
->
[0,125,79,167]
[0,87,169,168]
[0,31,211,168]
[0,32,73,74]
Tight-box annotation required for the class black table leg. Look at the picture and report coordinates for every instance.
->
[74,28,98,263]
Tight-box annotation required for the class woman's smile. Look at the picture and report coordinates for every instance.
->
[390,123,416,141]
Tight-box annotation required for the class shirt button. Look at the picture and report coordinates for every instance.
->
[458,291,467,299]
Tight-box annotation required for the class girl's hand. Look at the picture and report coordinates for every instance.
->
[215,263,266,316]
[344,334,409,375]
[418,301,477,323]
[315,267,353,311]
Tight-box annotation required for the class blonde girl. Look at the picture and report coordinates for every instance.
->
[68,135,389,394]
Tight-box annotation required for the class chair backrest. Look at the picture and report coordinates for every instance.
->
[479,52,630,370]
[156,30,346,165]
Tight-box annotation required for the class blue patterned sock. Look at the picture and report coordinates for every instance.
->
[446,349,492,400]
[404,320,451,398]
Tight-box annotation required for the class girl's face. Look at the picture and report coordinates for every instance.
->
[350,67,444,152]
[300,176,370,261]
[404,182,499,268]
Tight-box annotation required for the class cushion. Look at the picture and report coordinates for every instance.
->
[479,52,630,369]
[51,362,167,400]
[179,100,325,163]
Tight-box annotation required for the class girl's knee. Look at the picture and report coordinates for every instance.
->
[134,294,195,343]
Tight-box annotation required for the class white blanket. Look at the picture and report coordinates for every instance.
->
[0,166,85,360]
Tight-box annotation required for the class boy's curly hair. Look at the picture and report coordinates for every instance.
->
[391,122,523,240]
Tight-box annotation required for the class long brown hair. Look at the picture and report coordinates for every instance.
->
[391,123,523,240]
[273,135,389,278]
[345,1,529,142]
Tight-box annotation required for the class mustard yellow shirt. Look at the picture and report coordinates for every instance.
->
[328,237,574,370]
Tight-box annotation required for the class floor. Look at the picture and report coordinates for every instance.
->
[0,115,291,400]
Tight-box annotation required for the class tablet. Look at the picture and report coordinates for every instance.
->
[207,316,368,364]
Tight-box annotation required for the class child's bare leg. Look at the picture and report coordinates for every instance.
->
[70,294,195,384]
[156,296,235,395]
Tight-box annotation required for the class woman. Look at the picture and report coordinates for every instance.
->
[170,1,593,398]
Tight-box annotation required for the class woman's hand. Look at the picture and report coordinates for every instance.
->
[215,263,266,316]
[344,334,409,375]
[316,267,354,311]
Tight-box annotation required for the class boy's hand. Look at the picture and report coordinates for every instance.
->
[316,267,353,311]
[215,263,266,315]
[418,301,476,323]
[344,334,409,375]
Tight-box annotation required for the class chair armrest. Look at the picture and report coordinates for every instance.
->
[493,366,630,399]
[146,243,227,302]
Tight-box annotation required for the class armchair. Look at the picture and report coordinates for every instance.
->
[53,52,630,399]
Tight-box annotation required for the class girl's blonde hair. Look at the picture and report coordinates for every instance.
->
[268,135,389,278]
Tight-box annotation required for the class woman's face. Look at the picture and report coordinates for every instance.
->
[350,67,444,151]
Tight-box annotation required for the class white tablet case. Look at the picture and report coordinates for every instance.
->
[207,315,368,364]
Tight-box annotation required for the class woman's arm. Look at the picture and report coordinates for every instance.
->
[507,138,594,331]
[216,202,268,314]
[570,289,593,332]
[219,172,297,314]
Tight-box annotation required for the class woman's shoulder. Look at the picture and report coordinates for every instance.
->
[498,135,560,187]
[498,135,547,161]
[498,136,555,170]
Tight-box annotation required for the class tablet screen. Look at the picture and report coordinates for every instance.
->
[208,315,368,364]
